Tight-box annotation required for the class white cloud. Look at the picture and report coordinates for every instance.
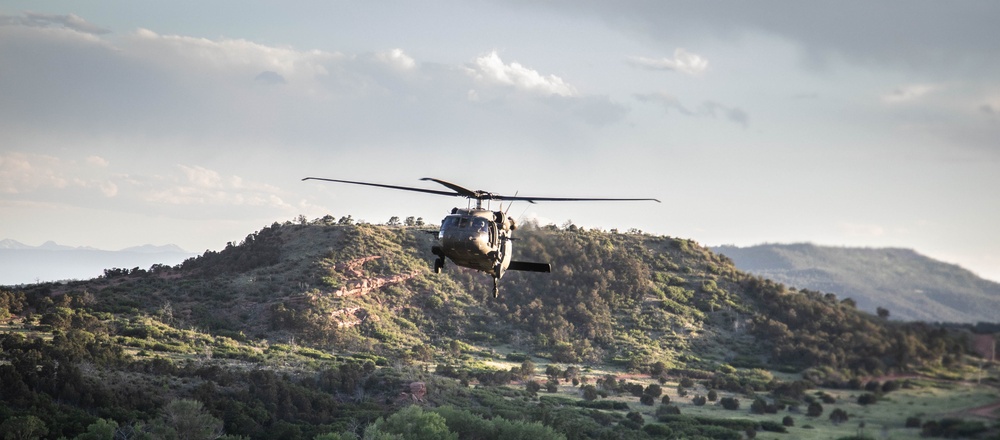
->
[376,48,416,70]
[0,152,67,194]
[627,49,708,76]
[86,155,109,167]
[1,12,111,35]
[881,84,939,104]
[123,27,339,87]
[467,50,577,97]
[147,165,292,210]
[0,152,122,199]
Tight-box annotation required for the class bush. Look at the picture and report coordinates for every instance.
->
[857,393,878,405]
[640,394,655,406]
[782,416,794,427]
[806,401,823,417]
[720,397,740,410]
[692,395,707,406]
[759,421,786,433]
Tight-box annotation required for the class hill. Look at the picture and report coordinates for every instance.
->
[712,243,1000,323]
[1,220,995,439]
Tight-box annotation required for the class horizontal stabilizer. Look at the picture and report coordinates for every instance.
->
[508,261,551,273]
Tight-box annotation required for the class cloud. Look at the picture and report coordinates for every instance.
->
[0,152,117,197]
[467,50,578,97]
[86,156,109,167]
[1,12,111,35]
[881,84,939,104]
[0,13,631,162]
[376,48,416,71]
[255,71,287,85]
[634,92,748,127]
[627,49,708,76]
[527,1,1000,77]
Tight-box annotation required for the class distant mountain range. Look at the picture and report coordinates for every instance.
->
[0,239,195,285]
[712,243,1000,324]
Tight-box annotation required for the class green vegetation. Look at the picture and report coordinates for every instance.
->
[1,219,998,439]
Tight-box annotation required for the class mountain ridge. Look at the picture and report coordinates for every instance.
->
[712,243,1000,324]
[0,239,195,285]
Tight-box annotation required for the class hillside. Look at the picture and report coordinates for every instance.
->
[1,220,995,439]
[712,243,1000,324]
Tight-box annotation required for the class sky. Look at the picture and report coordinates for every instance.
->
[2,1,999,282]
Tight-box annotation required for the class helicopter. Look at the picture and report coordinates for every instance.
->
[303,177,660,298]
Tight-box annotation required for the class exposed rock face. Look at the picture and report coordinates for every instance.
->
[325,256,421,327]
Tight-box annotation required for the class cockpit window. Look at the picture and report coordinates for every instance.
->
[472,218,488,233]
[440,216,459,230]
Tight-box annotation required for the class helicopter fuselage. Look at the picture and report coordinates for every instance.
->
[433,208,512,275]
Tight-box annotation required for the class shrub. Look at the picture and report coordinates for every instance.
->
[858,393,878,406]
[806,402,823,417]
[720,397,740,410]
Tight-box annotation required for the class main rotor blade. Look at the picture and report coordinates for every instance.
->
[498,196,662,203]
[305,177,661,203]
[419,178,481,198]
[302,177,461,197]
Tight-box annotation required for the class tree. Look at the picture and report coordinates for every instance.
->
[404,216,416,226]
[644,383,662,397]
[782,416,794,427]
[877,307,890,319]
[806,401,824,417]
[581,385,598,401]
[692,395,707,406]
[545,364,562,380]
[74,419,118,440]
[525,380,541,394]
[858,393,879,406]
[720,397,740,410]
[519,360,536,380]
[154,398,224,440]
[707,390,718,401]
[542,379,557,393]
[829,408,849,424]
[387,216,401,226]
[0,416,48,440]
[371,405,457,440]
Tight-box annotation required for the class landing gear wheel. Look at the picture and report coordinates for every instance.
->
[433,258,444,274]
[492,281,499,299]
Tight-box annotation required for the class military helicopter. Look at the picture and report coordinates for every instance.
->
[303,177,659,297]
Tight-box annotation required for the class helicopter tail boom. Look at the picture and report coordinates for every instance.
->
[508,261,551,273]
